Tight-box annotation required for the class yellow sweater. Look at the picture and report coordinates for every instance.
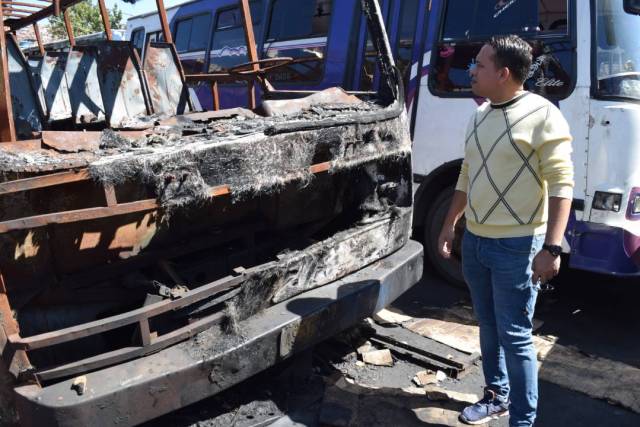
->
[455,92,574,238]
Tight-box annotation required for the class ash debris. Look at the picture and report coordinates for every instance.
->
[99,129,137,150]
[87,115,408,211]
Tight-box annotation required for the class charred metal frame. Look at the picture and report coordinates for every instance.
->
[0,1,416,425]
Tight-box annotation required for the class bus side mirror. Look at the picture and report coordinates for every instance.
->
[624,0,640,15]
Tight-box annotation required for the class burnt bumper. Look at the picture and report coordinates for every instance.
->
[15,240,423,427]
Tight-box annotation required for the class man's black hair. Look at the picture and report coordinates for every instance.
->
[488,35,532,84]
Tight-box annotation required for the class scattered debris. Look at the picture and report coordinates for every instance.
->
[413,370,438,386]
[361,349,394,367]
[356,341,373,355]
[71,375,87,396]
[372,308,413,325]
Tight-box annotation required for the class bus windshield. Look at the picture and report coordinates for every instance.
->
[595,0,640,100]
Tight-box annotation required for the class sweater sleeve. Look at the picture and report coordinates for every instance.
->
[536,105,574,199]
[455,159,469,193]
[455,115,475,194]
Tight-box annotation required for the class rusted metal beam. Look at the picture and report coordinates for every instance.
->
[2,10,29,16]
[9,273,245,350]
[0,158,334,232]
[103,185,117,206]
[0,169,90,195]
[96,0,111,40]
[0,185,231,233]
[155,0,173,44]
[1,2,46,9]
[5,0,84,31]
[2,6,40,14]
[210,81,220,110]
[0,7,16,142]
[185,73,253,84]
[0,199,159,233]
[41,130,148,152]
[239,0,258,109]
[0,292,32,379]
[33,22,44,55]
[2,4,35,15]
[34,310,227,381]
[63,7,75,47]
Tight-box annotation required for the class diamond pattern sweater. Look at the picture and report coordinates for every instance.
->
[455,92,574,238]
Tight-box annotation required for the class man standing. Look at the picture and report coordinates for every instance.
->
[438,35,574,426]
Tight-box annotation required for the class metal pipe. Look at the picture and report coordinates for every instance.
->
[5,0,84,32]
[0,1,46,9]
[33,22,44,55]
[0,6,17,142]
[238,0,258,109]
[97,0,112,40]
[2,6,38,13]
[2,10,30,16]
[155,0,173,44]
[63,7,75,47]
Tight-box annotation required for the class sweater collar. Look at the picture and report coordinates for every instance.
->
[489,92,530,109]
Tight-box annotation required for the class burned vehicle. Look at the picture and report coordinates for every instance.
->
[0,0,422,425]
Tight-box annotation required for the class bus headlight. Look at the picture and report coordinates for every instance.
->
[592,191,622,212]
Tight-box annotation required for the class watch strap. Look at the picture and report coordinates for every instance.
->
[542,243,562,257]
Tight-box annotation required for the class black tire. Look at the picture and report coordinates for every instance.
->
[423,186,467,288]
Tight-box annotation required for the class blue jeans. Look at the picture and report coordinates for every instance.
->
[461,229,544,427]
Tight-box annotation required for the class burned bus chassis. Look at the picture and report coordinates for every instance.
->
[0,0,423,425]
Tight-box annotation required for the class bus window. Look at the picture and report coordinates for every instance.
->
[190,14,213,51]
[145,30,164,46]
[131,28,145,55]
[431,0,574,100]
[263,0,332,83]
[208,2,262,73]
[174,13,212,53]
[175,18,193,52]
[395,0,420,87]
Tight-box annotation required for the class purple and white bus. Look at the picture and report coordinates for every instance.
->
[127,0,640,283]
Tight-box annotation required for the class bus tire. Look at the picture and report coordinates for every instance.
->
[423,186,466,288]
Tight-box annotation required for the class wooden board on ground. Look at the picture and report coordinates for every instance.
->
[404,317,481,355]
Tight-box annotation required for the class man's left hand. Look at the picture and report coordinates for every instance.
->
[532,249,560,285]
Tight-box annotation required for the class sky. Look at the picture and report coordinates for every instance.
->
[105,0,190,21]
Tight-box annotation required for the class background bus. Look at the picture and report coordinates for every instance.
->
[126,0,640,284]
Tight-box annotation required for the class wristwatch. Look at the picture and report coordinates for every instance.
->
[542,243,562,257]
